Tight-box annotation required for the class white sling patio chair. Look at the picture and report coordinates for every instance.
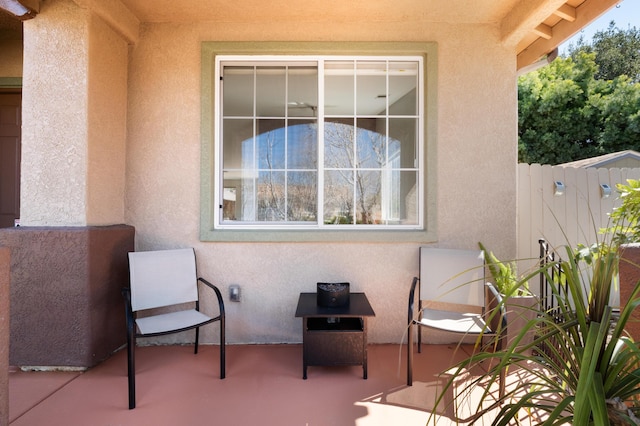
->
[122,248,225,409]
[407,247,506,396]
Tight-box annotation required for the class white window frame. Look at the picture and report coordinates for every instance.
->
[214,55,424,231]
[200,42,437,243]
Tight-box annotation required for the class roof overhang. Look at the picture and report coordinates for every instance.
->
[514,0,622,70]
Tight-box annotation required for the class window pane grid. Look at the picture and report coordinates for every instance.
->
[218,56,421,229]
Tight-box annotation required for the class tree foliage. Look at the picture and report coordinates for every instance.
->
[570,21,640,83]
[519,22,640,165]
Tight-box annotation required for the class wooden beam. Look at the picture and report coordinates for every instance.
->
[534,23,553,39]
[554,4,577,22]
[501,0,568,47]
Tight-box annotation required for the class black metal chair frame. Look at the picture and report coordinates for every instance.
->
[407,277,507,394]
[122,276,225,409]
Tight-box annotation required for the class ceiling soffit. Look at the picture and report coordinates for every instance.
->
[116,0,620,69]
[0,0,622,70]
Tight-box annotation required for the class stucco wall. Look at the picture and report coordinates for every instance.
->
[124,18,517,345]
[0,248,9,426]
[14,0,518,346]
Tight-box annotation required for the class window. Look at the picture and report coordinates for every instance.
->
[215,56,423,230]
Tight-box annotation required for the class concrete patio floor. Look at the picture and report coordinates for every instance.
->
[9,343,536,425]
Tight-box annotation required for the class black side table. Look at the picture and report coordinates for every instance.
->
[295,292,375,379]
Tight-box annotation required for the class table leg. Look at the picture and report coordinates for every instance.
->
[363,317,368,379]
[303,317,308,379]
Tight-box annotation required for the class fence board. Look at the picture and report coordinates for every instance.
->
[517,164,640,297]
[564,167,579,250]
[517,164,539,293]
[574,167,590,246]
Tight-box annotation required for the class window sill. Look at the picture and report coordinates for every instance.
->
[199,227,436,243]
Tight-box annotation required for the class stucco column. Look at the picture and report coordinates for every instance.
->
[620,244,640,341]
[7,0,139,368]
[20,0,129,226]
[0,248,9,426]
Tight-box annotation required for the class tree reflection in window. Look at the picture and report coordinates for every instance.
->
[236,122,318,222]
[324,121,403,225]
[229,121,408,225]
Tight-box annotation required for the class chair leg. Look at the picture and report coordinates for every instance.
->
[127,336,136,409]
[194,327,200,354]
[219,316,226,379]
[417,300,423,353]
[407,322,413,386]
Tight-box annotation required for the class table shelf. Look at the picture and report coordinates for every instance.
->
[306,317,363,332]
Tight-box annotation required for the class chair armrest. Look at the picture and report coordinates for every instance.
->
[122,287,135,335]
[485,282,503,305]
[408,277,419,325]
[197,277,226,320]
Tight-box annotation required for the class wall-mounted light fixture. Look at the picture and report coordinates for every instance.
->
[554,181,565,196]
[600,184,612,198]
[0,0,38,20]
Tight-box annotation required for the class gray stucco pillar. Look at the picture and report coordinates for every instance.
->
[0,247,10,426]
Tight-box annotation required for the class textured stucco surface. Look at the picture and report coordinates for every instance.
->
[12,0,519,347]
[0,248,9,426]
[620,244,640,342]
[20,0,89,226]
[120,0,522,24]
[0,225,134,367]
[86,13,128,225]
[20,0,128,226]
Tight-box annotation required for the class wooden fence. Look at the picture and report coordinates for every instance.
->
[516,163,640,296]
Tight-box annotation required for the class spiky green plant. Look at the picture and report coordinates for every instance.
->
[430,179,640,425]
[478,242,531,296]
[607,178,640,246]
